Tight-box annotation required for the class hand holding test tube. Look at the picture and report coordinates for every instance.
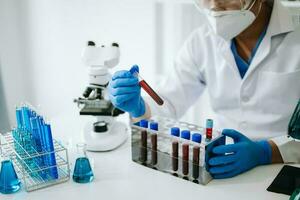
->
[109,65,164,118]
[129,65,164,106]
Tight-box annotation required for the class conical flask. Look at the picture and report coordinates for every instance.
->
[0,154,21,194]
[72,143,94,183]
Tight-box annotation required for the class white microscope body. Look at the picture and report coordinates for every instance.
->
[74,41,127,151]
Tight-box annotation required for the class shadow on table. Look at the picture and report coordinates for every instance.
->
[209,164,283,186]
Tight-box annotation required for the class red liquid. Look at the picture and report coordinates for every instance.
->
[172,141,179,171]
[140,130,147,163]
[151,134,157,165]
[206,128,212,140]
[192,146,200,179]
[139,80,164,106]
[182,143,189,176]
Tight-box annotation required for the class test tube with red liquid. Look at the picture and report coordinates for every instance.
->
[181,130,191,177]
[139,120,149,164]
[130,66,164,106]
[170,127,180,175]
[192,133,202,180]
[206,119,213,141]
[150,122,158,167]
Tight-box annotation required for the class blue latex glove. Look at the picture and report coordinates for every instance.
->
[208,129,272,179]
[108,65,145,118]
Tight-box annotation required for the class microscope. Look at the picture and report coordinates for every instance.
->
[74,41,127,151]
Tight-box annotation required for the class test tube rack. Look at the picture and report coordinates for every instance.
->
[131,116,225,185]
[0,131,70,192]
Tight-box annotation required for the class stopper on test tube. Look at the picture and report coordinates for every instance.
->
[129,65,139,75]
[192,133,202,143]
[139,120,149,128]
[206,119,213,128]
[150,122,158,131]
[171,127,180,137]
[181,130,191,140]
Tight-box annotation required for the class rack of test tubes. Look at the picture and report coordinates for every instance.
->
[0,105,70,192]
[131,116,225,185]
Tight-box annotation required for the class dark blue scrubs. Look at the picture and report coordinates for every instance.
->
[231,28,267,78]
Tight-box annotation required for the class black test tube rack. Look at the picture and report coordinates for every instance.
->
[131,116,225,185]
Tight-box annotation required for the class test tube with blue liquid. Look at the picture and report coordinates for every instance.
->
[73,143,94,183]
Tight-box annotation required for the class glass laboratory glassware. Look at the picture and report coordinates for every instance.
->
[72,143,94,183]
[0,154,21,194]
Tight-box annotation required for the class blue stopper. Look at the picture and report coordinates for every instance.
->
[181,130,191,140]
[206,119,213,128]
[139,119,148,128]
[192,133,202,143]
[129,65,139,75]
[150,122,158,131]
[170,127,180,137]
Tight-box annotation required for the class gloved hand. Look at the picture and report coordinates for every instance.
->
[208,129,272,179]
[108,65,145,118]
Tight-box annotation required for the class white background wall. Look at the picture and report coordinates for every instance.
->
[0,0,212,133]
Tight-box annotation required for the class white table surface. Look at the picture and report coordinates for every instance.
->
[0,110,295,200]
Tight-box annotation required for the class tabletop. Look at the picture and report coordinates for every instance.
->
[0,110,295,200]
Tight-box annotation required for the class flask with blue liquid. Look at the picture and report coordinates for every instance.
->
[0,154,21,194]
[72,143,94,183]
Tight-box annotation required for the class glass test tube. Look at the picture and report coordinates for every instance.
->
[192,133,202,180]
[150,122,158,166]
[130,68,164,106]
[171,127,180,174]
[206,119,213,140]
[139,120,149,164]
[15,108,23,129]
[181,130,191,177]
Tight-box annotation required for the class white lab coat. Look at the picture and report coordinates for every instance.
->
[146,0,300,163]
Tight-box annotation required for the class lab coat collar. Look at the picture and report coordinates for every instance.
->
[267,0,295,37]
[217,0,295,81]
[243,0,295,80]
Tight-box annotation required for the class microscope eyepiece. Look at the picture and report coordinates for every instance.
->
[87,41,96,46]
[112,43,119,47]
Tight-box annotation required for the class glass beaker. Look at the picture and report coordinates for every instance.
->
[72,143,94,183]
[0,154,21,194]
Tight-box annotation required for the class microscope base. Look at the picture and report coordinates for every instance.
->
[83,121,128,151]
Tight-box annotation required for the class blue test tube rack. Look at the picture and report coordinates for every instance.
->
[131,116,225,185]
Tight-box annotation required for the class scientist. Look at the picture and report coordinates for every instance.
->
[109,0,300,178]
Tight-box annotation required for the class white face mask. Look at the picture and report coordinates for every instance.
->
[205,10,256,40]
[195,0,261,41]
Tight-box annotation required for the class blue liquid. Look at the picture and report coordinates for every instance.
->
[0,160,21,194]
[72,157,94,183]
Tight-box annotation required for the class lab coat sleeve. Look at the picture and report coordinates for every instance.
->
[271,136,300,163]
[145,29,207,119]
